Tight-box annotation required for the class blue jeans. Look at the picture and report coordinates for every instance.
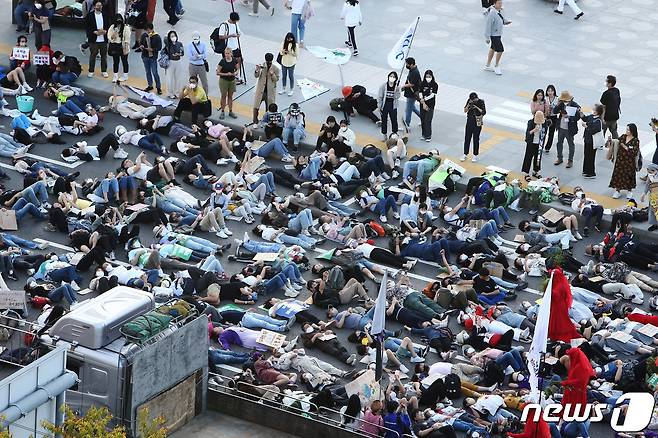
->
[250,172,275,193]
[559,420,590,438]
[476,220,499,240]
[138,133,164,153]
[0,233,37,250]
[200,256,224,273]
[288,209,313,232]
[327,201,358,217]
[175,0,184,14]
[14,3,30,29]
[300,156,322,180]
[119,176,138,191]
[58,100,84,116]
[400,204,419,222]
[335,162,360,182]
[156,198,199,215]
[582,205,604,229]
[280,263,302,282]
[373,195,397,216]
[281,65,295,89]
[208,349,250,365]
[243,240,282,253]
[13,198,45,222]
[495,349,524,371]
[52,72,78,85]
[180,236,218,252]
[487,206,510,226]
[94,178,120,202]
[22,181,48,206]
[278,233,316,249]
[403,160,429,181]
[48,266,82,284]
[242,312,287,332]
[452,420,489,437]
[404,97,420,126]
[48,284,77,305]
[282,125,305,146]
[492,276,515,291]
[257,138,289,158]
[142,57,161,89]
[290,14,306,42]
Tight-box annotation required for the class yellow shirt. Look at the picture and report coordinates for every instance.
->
[187,86,208,103]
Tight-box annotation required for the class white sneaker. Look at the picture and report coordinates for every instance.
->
[399,364,409,374]
[277,89,285,95]
[228,155,240,163]
[18,86,27,95]
[216,230,228,239]
[301,229,311,236]
[483,64,494,72]
[23,83,33,92]
[112,73,119,82]
[394,158,401,167]
[222,227,233,236]
[460,154,467,161]
[471,155,479,162]
[612,191,621,199]
[113,147,129,159]
[281,154,293,163]
[380,172,390,180]
[70,281,81,291]
[120,73,129,82]
[87,72,94,78]
[287,89,294,96]
[379,215,387,223]
[391,170,399,179]
[626,191,633,199]
[494,66,502,75]
[102,72,109,78]
[393,212,400,220]
[410,356,425,363]
[574,232,583,240]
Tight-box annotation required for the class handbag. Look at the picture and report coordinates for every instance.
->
[592,118,605,150]
[108,42,123,57]
[276,51,283,64]
[157,49,170,69]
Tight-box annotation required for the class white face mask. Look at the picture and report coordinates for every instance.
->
[388,76,396,83]
[189,83,197,89]
[193,38,200,44]
[35,3,43,8]
[425,76,432,82]
[171,36,177,43]
[304,327,314,334]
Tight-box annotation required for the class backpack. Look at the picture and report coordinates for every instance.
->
[210,22,229,54]
[444,373,462,399]
[473,180,492,206]
[64,56,82,76]
[428,327,454,352]
[362,144,381,158]
[483,361,505,386]
[558,192,576,206]
[329,97,346,111]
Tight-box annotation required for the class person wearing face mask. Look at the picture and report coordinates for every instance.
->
[29,1,52,50]
[278,33,298,97]
[84,1,110,79]
[462,92,486,162]
[9,35,32,75]
[253,53,280,123]
[418,70,438,143]
[378,72,401,141]
[163,30,185,99]
[139,22,162,94]
[107,14,131,83]
[188,31,209,95]
[173,76,211,125]
[401,57,421,131]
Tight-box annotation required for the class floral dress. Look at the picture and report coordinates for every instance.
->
[609,134,639,190]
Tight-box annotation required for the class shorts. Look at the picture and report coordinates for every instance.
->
[232,49,242,59]
[490,36,504,53]
[219,77,236,94]
[0,76,17,90]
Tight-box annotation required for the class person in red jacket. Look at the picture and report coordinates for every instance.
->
[508,406,550,438]
[560,347,595,416]
[548,268,580,342]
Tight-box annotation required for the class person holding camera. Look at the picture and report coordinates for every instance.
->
[252,53,280,123]
[462,92,486,162]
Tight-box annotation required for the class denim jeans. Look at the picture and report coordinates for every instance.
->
[48,284,77,305]
[138,133,164,153]
[250,172,276,193]
[559,420,590,438]
[495,349,524,371]
[301,156,322,180]
[373,195,397,216]
[22,181,49,206]
[156,198,199,215]
[52,72,78,85]
[94,178,120,201]
[335,162,360,182]
[543,229,573,250]
[400,203,419,222]
[119,176,138,191]
[14,3,30,29]
[582,205,604,229]
[257,138,289,158]
[492,276,515,291]
[282,126,306,146]
[0,233,37,250]
[288,209,313,232]
[487,206,510,226]
[180,236,219,252]
[476,220,499,240]
[13,198,44,222]
[142,57,161,89]
[290,14,306,42]
[328,201,358,217]
[209,349,250,365]
[242,312,287,332]
[58,100,84,116]
[243,240,282,253]
[556,128,575,161]
[200,256,224,273]
[278,233,316,249]
[47,266,82,284]
[404,97,420,126]
[281,65,295,89]
[280,263,302,282]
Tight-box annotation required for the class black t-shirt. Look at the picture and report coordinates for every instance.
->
[600,87,621,121]
[473,276,497,294]
[219,281,248,301]
[403,66,421,98]
[419,81,438,106]
[218,58,237,81]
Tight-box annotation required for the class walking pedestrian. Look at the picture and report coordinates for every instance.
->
[341,0,362,57]
[553,90,581,168]
[522,111,547,180]
[139,22,162,94]
[126,0,148,52]
[418,70,438,142]
[107,14,131,82]
[462,92,486,162]
[600,75,621,139]
[252,53,280,123]
[278,33,297,97]
[481,0,493,14]
[163,30,185,99]
[378,72,401,141]
[483,0,511,76]
[188,31,209,95]
[85,1,110,78]
[249,0,274,17]
[163,0,179,25]
[554,0,584,20]
[610,124,640,199]
[289,0,311,47]
[401,57,421,131]
[580,104,603,178]
[544,84,558,153]
[217,47,237,119]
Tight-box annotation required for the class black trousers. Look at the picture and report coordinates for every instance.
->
[163,0,179,22]
[609,211,633,233]
[380,100,398,135]
[464,119,482,155]
[112,54,129,74]
[521,142,540,174]
[545,115,558,151]
[582,138,597,175]
[370,248,408,268]
[98,133,120,158]
[98,276,119,293]
[347,26,357,51]
[174,98,212,124]
[420,104,435,139]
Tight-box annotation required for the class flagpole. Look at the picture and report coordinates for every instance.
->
[228,0,248,85]
[397,17,421,87]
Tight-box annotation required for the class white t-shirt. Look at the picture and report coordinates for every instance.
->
[355,243,375,258]
[291,0,306,14]
[262,227,279,241]
[127,163,152,180]
[428,362,452,377]
[94,12,105,42]
[225,22,241,50]
[77,112,99,125]
[109,265,144,284]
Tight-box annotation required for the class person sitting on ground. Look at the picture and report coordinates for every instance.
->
[173,76,212,124]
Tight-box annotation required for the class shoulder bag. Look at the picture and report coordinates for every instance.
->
[193,42,209,73]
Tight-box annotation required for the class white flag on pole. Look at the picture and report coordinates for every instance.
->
[370,270,388,335]
[387,18,420,70]
[528,272,553,403]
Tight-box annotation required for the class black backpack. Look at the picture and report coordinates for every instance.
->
[210,22,229,54]
[444,373,462,399]
[483,361,505,386]
[329,97,346,111]
[362,144,381,158]
[64,56,82,76]
[428,327,454,352]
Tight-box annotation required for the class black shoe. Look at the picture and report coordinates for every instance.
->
[134,47,142,53]
[575,12,584,20]
[515,281,528,291]
[553,9,563,14]
[649,225,658,232]
[582,227,589,237]
[144,86,153,92]
[156,88,162,95]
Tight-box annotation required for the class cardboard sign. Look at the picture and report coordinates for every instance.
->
[127,203,150,212]
[344,369,382,406]
[253,253,278,262]
[32,52,51,65]
[638,324,658,338]
[12,47,30,61]
[589,276,604,283]
[514,235,526,243]
[483,262,503,279]
[0,210,18,231]
[0,289,27,311]
[608,331,632,343]
[318,333,337,341]
[543,208,564,225]
[256,329,286,350]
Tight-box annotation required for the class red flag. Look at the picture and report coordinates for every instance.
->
[547,268,580,342]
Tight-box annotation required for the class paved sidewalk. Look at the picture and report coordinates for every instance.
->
[1,0,656,209]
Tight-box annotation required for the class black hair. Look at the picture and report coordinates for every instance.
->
[252,226,263,237]
[545,84,557,96]
[405,57,415,66]
[606,75,617,87]
[627,123,638,138]
[268,103,278,112]
[344,394,361,423]
[386,400,399,413]
[518,220,530,231]
[340,119,349,125]
[326,115,336,124]
[145,22,154,31]
[265,52,274,62]
[532,88,545,102]
[469,92,479,100]
[346,0,359,5]
[356,344,368,356]
[229,12,240,21]
[283,32,296,52]
[17,35,28,44]
[479,267,490,277]
[347,332,359,343]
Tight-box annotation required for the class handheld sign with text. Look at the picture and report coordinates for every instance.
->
[12,47,30,61]
[0,289,28,312]
[33,52,51,66]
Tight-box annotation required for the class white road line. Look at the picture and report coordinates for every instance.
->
[24,153,84,169]
[215,363,242,374]
[490,107,531,122]
[483,114,528,131]
[0,163,16,171]
[501,101,532,113]
[34,238,74,252]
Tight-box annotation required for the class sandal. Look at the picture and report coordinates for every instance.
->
[523,174,531,182]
